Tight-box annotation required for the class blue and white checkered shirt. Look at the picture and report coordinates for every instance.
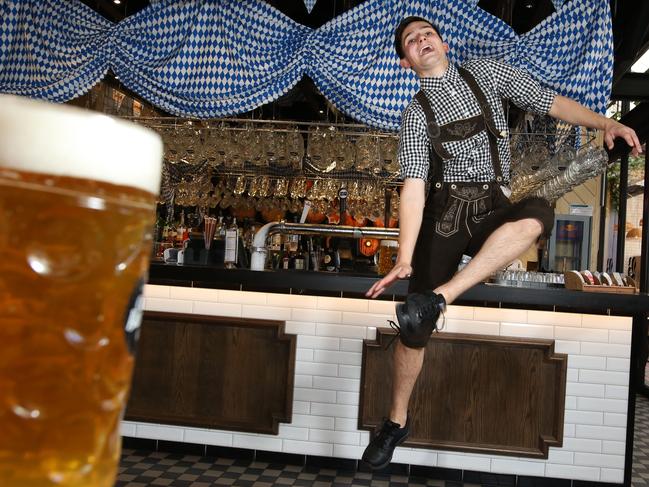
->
[398,58,557,184]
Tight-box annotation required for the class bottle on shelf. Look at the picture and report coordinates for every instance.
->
[224,217,239,269]
[294,238,307,271]
[321,237,339,273]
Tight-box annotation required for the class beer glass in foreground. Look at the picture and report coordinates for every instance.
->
[0,95,163,487]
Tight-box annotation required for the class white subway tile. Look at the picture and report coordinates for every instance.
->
[443,319,500,336]
[568,355,606,370]
[313,376,360,392]
[581,342,630,358]
[316,323,367,339]
[554,340,580,354]
[309,429,360,445]
[479,307,528,323]
[294,375,312,388]
[602,440,626,455]
[292,308,342,324]
[567,369,578,382]
[609,330,632,345]
[310,402,358,419]
[599,468,624,483]
[564,410,602,425]
[145,297,193,314]
[333,444,366,459]
[120,421,137,437]
[337,391,360,405]
[242,304,291,321]
[577,397,627,413]
[289,414,335,430]
[576,424,626,441]
[565,396,577,409]
[192,301,241,318]
[284,321,316,335]
[445,305,475,320]
[340,339,363,352]
[565,382,605,398]
[219,290,266,305]
[136,423,184,442]
[144,284,170,298]
[562,437,601,453]
[234,433,281,451]
[564,424,575,437]
[605,385,629,400]
[335,417,360,431]
[292,401,310,414]
[314,350,362,366]
[283,439,332,456]
[342,312,392,327]
[581,314,632,330]
[277,424,309,441]
[490,458,545,476]
[368,300,397,315]
[170,286,219,302]
[499,323,554,339]
[366,327,377,340]
[338,365,362,379]
[295,361,338,377]
[547,449,574,464]
[392,448,438,465]
[296,349,314,361]
[606,357,630,372]
[183,428,233,446]
[317,296,369,313]
[267,293,317,309]
[297,335,340,350]
[574,452,625,469]
[579,370,629,386]
[545,463,599,481]
[293,387,336,403]
[603,412,627,427]
[528,310,581,327]
[555,327,608,343]
[436,453,491,471]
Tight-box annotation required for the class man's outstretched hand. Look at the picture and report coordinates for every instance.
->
[604,119,643,157]
[366,262,413,299]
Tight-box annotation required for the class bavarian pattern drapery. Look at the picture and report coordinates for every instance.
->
[0,0,613,130]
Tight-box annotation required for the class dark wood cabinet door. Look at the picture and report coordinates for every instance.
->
[125,311,296,434]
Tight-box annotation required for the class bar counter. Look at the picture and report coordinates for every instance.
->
[122,262,649,486]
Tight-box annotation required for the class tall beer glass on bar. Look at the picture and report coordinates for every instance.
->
[0,95,163,487]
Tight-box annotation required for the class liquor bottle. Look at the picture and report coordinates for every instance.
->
[321,237,339,272]
[294,238,307,271]
[216,216,226,240]
[224,217,239,269]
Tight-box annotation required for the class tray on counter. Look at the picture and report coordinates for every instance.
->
[563,270,637,294]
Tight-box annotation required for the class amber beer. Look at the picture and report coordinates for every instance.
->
[0,95,162,486]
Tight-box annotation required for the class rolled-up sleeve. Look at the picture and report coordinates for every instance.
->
[398,103,431,180]
[474,58,557,115]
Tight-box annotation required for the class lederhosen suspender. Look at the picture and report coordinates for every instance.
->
[414,66,505,192]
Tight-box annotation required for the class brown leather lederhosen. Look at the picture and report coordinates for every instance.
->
[408,67,554,293]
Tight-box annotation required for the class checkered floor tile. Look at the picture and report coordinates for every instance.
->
[116,394,649,487]
[633,393,649,487]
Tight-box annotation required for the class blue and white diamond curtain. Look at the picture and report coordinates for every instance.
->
[0,0,612,130]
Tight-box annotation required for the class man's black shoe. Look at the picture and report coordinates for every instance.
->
[362,417,410,470]
[395,290,446,348]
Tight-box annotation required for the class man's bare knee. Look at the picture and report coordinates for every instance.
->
[506,218,543,240]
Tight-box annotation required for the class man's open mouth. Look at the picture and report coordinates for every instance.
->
[420,45,433,55]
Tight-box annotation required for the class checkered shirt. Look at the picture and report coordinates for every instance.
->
[398,58,557,184]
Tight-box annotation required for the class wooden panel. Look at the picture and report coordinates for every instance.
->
[125,311,296,434]
[360,330,567,458]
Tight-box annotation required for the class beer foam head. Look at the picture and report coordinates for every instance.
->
[0,94,163,194]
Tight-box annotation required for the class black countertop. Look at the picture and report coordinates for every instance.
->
[148,262,649,316]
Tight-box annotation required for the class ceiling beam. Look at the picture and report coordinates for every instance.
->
[611,72,649,102]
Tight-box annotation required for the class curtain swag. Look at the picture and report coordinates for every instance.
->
[0,0,612,130]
